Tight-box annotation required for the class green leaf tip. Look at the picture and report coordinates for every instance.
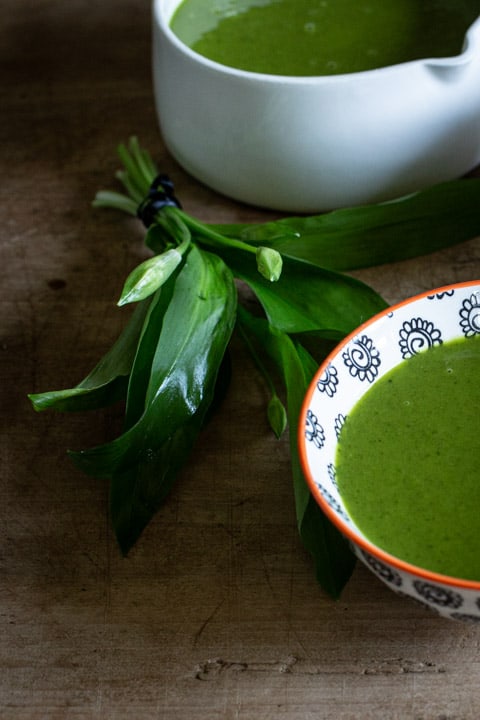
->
[117,249,183,306]
[267,394,288,438]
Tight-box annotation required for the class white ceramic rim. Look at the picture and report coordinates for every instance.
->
[298,279,480,591]
[153,0,480,83]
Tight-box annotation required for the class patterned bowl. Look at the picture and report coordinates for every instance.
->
[299,280,480,622]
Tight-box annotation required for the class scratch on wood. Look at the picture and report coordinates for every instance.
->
[194,655,446,681]
[194,655,297,681]
[361,657,446,675]
[193,597,226,647]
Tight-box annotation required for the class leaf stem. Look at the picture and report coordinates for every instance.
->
[174,209,259,257]
[92,191,138,216]
[117,142,150,199]
[128,136,157,187]
[115,170,144,205]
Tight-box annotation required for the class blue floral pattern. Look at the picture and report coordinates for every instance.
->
[449,612,480,624]
[316,363,339,397]
[342,335,380,383]
[316,483,350,522]
[412,581,463,609]
[398,317,442,358]
[334,413,346,439]
[360,550,402,587]
[459,293,480,337]
[305,409,325,450]
[327,463,337,488]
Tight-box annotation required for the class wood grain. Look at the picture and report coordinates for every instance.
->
[1,2,480,718]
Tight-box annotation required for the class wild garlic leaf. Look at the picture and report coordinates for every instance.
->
[209,178,480,271]
[267,394,288,439]
[123,273,178,431]
[28,299,151,412]
[69,245,237,481]
[110,395,213,555]
[218,247,387,338]
[117,249,183,306]
[237,306,355,598]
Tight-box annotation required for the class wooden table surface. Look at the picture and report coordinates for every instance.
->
[2,2,480,718]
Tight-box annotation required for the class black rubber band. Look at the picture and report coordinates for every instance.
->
[137,174,182,228]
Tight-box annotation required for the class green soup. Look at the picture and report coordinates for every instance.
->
[170,0,478,77]
[335,335,480,580]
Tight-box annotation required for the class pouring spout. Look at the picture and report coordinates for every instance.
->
[425,58,471,83]
[425,16,480,82]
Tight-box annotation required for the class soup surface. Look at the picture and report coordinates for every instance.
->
[170,0,478,76]
[335,335,480,580]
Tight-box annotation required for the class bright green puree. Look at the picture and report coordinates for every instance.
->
[336,335,480,580]
[170,0,478,76]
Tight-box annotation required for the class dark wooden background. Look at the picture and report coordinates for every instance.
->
[2,2,480,717]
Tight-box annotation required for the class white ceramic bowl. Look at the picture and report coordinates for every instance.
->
[152,1,480,212]
[298,280,480,622]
